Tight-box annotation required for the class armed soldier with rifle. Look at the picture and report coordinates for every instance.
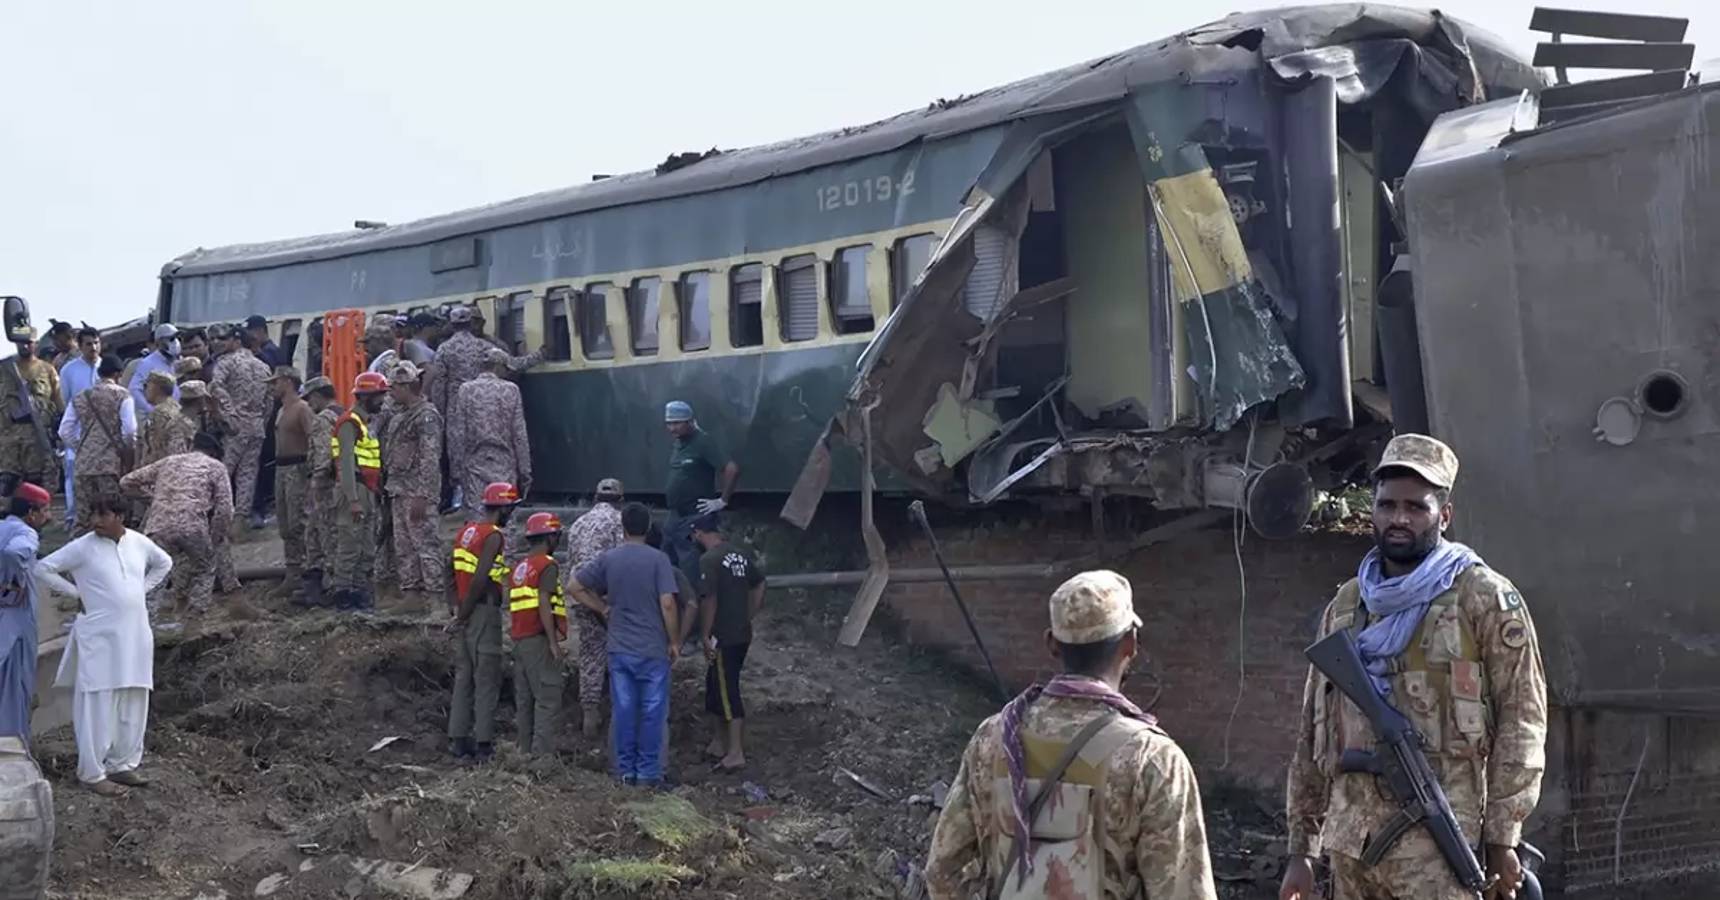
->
[1282,435,1548,900]
[0,297,63,500]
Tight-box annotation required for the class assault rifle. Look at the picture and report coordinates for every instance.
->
[1306,629,1544,899]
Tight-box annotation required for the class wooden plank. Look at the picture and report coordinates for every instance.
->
[1540,70,1688,108]
[1532,42,1693,72]
[1529,8,1687,43]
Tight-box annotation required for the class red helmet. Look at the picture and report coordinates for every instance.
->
[353,371,390,395]
[524,512,562,538]
[482,482,521,507]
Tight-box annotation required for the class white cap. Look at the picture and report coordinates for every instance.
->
[153,323,179,341]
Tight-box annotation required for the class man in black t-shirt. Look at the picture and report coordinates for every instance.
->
[692,513,765,771]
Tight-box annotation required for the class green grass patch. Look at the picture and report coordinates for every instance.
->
[566,857,695,890]
[624,793,714,849]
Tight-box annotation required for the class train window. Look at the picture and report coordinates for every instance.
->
[543,287,574,361]
[679,271,712,351]
[280,319,303,366]
[579,283,614,360]
[501,292,530,354]
[830,245,874,334]
[730,264,764,348]
[892,233,936,309]
[306,317,325,378]
[779,255,819,343]
[627,276,661,356]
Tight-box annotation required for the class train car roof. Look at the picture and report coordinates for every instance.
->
[164,3,1533,279]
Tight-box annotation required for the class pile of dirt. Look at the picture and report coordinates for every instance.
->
[37,578,1286,899]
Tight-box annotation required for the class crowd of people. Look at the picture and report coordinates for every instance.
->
[0,306,768,796]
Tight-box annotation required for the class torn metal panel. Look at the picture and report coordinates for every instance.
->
[922,383,1002,468]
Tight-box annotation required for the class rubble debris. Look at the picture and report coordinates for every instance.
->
[835,766,893,800]
[367,735,406,752]
[921,383,1002,468]
[255,855,474,900]
[814,826,854,850]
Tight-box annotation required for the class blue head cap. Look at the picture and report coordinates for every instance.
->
[664,400,694,423]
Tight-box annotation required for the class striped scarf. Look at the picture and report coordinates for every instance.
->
[999,674,1157,882]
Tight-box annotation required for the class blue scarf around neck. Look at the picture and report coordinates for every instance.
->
[1355,539,1482,697]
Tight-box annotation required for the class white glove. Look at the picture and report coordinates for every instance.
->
[695,497,726,515]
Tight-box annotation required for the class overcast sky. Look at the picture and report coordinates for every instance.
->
[3,0,1712,328]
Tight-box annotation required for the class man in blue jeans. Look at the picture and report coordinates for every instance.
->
[569,503,681,786]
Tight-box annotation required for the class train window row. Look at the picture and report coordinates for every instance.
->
[513,232,937,362]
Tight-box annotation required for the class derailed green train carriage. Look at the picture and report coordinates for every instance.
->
[157,4,1536,511]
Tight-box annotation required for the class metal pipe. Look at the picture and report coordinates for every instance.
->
[909,500,1010,701]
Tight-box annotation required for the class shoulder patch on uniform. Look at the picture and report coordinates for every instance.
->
[1499,619,1529,650]
[1499,590,1524,613]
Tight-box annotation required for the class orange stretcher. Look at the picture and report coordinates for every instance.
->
[321,309,367,409]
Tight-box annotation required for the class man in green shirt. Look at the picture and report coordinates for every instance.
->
[693,513,765,771]
[662,400,738,583]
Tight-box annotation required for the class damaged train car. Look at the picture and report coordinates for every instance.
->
[1404,47,1720,887]
[784,5,1540,535]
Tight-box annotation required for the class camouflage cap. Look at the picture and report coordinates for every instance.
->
[364,318,395,340]
[144,370,175,392]
[179,380,210,400]
[389,360,423,384]
[595,477,623,497]
[1049,570,1142,645]
[267,365,302,383]
[300,375,334,397]
[483,347,510,367]
[1373,433,1458,490]
[448,306,475,324]
[173,356,203,377]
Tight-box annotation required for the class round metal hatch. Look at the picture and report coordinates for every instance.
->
[1246,462,1315,540]
[1594,396,1642,446]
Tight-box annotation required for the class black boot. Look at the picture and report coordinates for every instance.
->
[474,742,494,762]
[292,569,324,608]
[332,589,357,611]
[448,736,475,759]
[352,588,375,612]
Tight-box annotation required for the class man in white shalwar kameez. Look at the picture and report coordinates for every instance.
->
[36,494,172,796]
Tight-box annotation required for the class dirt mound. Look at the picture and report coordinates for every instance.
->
[36,590,1007,899]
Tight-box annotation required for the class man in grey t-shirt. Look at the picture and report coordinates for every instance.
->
[570,503,680,786]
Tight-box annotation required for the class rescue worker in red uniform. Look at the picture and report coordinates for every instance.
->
[508,512,566,755]
[446,481,520,762]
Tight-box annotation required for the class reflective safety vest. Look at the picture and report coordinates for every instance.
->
[508,553,567,640]
[332,411,381,493]
[451,521,507,605]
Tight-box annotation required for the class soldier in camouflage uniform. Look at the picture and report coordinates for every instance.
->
[173,356,203,386]
[926,570,1217,900]
[120,433,233,620]
[426,306,541,510]
[59,356,134,535]
[1281,435,1547,900]
[381,362,444,605]
[332,372,389,611]
[0,338,63,490]
[564,478,625,737]
[450,348,533,517]
[137,372,195,467]
[208,326,272,522]
[298,376,340,607]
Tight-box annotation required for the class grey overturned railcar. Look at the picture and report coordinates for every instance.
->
[156,5,1537,516]
[1403,23,1719,887]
